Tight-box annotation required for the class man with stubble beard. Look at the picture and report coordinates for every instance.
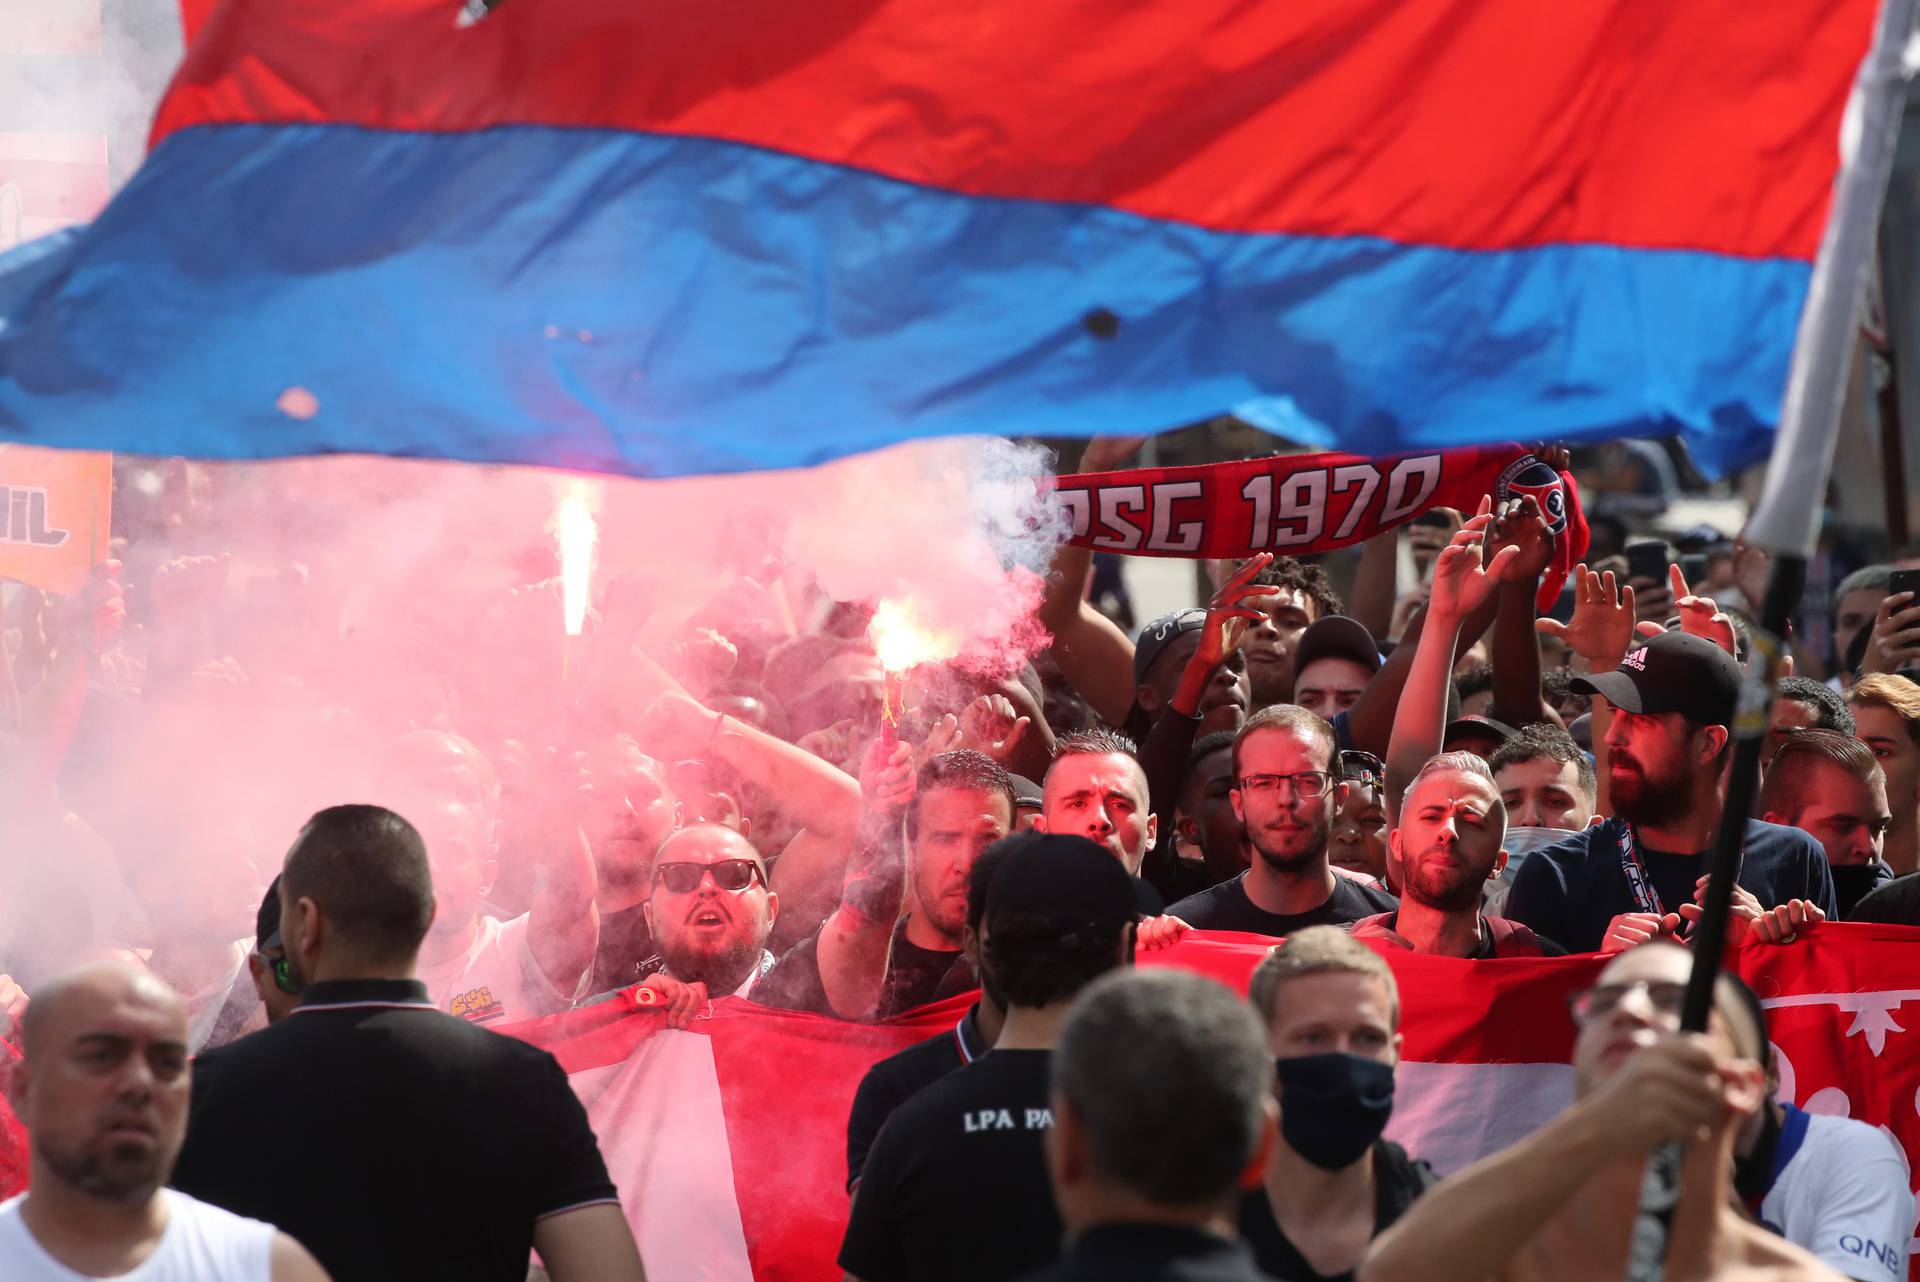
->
[1167,706,1397,936]
[0,962,328,1280]
[1506,631,1835,953]
[1351,754,1562,957]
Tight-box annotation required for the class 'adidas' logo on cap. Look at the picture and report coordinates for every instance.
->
[1621,648,1649,671]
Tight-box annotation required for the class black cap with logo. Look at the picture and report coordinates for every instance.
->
[1570,630,1742,727]
[1132,609,1208,685]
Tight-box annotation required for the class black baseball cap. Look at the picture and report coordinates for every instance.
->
[256,875,283,951]
[984,832,1163,936]
[1009,774,1044,810]
[1291,615,1382,687]
[1133,609,1208,684]
[1444,715,1516,749]
[1570,630,1741,726]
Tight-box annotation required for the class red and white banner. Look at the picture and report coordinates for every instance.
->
[501,926,1920,1282]
[4,928,1915,1276]
[1054,446,1588,612]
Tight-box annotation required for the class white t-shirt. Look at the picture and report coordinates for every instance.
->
[416,911,588,1027]
[1759,1106,1915,1282]
[0,1189,274,1281]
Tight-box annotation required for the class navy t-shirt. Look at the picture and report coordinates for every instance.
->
[1504,818,1837,954]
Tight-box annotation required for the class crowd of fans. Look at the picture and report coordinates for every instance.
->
[1,436,1918,1281]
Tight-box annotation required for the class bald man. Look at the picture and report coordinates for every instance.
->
[643,824,781,998]
[0,961,327,1280]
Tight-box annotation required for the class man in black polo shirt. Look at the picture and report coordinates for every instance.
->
[845,836,1012,1192]
[839,832,1147,1282]
[1015,968,1280,1282]
[170,805,643,1282]
[1168,705,1397,935]
[1505,631,1836,952]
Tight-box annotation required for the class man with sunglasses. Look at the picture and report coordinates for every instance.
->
[642,824,780,999]
[1362,942,1839,1282]
[1166,706,1396,936]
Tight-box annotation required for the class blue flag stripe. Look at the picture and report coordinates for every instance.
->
[0,124,1805,477]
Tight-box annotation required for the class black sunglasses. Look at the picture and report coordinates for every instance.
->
[255,948,299,996]
[654,859,766,895]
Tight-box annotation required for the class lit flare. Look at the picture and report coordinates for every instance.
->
[552,477,601,638]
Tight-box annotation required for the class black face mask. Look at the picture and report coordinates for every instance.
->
[1275,1053,1396,1170]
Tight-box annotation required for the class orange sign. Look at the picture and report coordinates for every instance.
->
[0,445,112,593]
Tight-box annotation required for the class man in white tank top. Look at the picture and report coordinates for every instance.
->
[0,961,327,1281]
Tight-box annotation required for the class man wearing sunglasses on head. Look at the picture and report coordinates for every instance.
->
[1362,942,1841,1282]
[1167,706,1397,936]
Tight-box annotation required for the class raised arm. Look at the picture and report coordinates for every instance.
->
[1344,567,1501,760]
[1536,566,1637,818]
[1482,497,1557,729]
[1384,505,1516,817]
[641,689,864,840]
[527,825,601,998]
[1346,528,1403,643]
[1038,436,1150,728]
[1361,1035,1731,1282]
[813,740,917,1019]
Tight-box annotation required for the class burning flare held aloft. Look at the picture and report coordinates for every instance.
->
[868,598,961,748]
[552,477,601,639]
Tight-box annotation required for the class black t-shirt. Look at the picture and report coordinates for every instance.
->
[754,919,960,1019]
[1013,1223,1278,1282]
[1238,1140,1435,1282]
[590,903,661,994]
[754,927,833,1013]
[839,1049,1061,1282]
[1504,818,1839,954]
[171,979,618,1282]
[1851,870,1920,925]
[847,1007,988,1190]
[1168,871,1397,937]
[1832,860,1896,918]
[879,919,963,1017]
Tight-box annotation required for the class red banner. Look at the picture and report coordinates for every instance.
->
[1056,444,1587,611]
[500,926,1917,1282]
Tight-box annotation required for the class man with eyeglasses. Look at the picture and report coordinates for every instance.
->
[641,824,780,1000]
[1165,706,1396,936]
[1361,942,1841,1282]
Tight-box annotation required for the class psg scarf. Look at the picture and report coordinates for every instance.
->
[1056,445,1587,610]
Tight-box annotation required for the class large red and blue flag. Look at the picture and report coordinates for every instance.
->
[0,0,1884,476]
